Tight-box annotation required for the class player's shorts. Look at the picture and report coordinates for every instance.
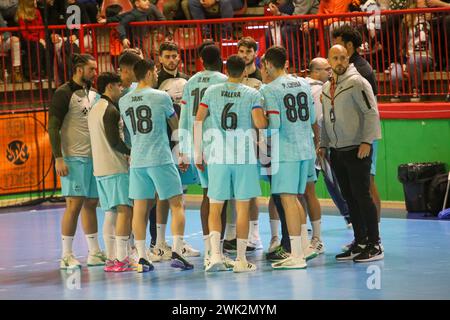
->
[307,157,318,183]
[196,165,209,189]
[370,140,378,176]
[61,157,98,198]
[179,163,200,186]
[207,164,261,201]
[129,163,183,200]
[271,160,310,195]
[96,173,131,211]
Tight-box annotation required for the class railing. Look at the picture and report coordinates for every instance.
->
[0,7,449,111]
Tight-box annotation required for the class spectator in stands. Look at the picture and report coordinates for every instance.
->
[331,24,382,232]
[99,0,168,56]
[188,0,245,39]
[16,0,47,81]
[303,0,352,35]
[105,4,124,69]
[0,11,23,83]
[426,0,450,70]
[0,0,18,27]
[267,0,319,70]
[390,0,434,102]
[162,0,192,20]
[237,36,262,89]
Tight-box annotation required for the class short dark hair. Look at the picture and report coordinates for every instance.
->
[105,4,122,18]
[200,44,222,71]
[97,72,121,94]
[134,59,155,81]
[197,40,215,56]
[159,41,179,55]
[72,53,95,74]
[226,55,246,78]
[118,51,142,69]
[331,24,363,49]
[237,36,257,52]
[264,46,286,69]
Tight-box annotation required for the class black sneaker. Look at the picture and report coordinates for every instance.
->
[344,216,352,228]
[353,242,384,263]
[170,252,194,270]
[137,258,154,273]
[266,246,290,261]
[336,242,366,261]
[223,238,237,253]
[246,245,256,253]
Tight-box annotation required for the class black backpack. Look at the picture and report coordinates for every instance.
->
[427,173,450,216]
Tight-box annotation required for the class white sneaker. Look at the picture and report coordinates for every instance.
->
[60,253,81,270]
[303,246,319,261]
[268,236,281,253]
[153,242,172,261]
[222,254,235,270]
[146,247,162,262]
[203,256,210,269]
[233,259,257,273]
[205,255,227,272]
[272,256,307,270]
[87,251,107,266]
[310,237,325,254]
[247,238,263,250]
[182,241,201,257]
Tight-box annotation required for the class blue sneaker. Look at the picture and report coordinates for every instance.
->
[137,258,154,273]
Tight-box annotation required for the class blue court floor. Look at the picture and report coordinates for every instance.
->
[0,205,449,300]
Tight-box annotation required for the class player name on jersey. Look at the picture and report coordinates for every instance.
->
[283,81,303,89]
[131,96,143,102]
[221,91,241,98]
[197,77,211,83]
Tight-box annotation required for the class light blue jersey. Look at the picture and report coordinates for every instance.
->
[261,74,315,162]
[179,70,228,156]
[200,82,263,165]
[119,87,176,168]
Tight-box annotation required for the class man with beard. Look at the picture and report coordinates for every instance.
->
[318,45,383,263]
[150,41,201,261]
[237,37,262,90]
[49,53,106,269]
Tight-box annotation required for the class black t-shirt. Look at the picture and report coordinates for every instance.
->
[248,68,262,81]
[350,53,378,96]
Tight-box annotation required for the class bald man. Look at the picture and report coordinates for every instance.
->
[306,58,351,228]
[318,45,383,263]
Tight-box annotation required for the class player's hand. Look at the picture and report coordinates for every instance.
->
[194,153,205,172]
[268,3,280,16]
[317,147,326,159]
[55,157,69,177]
[357,143,371,159]
[39,38,46,49]
[178,153,190,173]
[122,39,131,49]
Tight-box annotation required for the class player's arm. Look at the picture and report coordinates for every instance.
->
[178,87,191,156]
[103,104,131,155]
[167,112,179,132]
[251,93,268,129]
[261,87,280,129]
[193,101,209,172]
[307,85,320,149]
[48,88,70,176]
[353,78,381,159]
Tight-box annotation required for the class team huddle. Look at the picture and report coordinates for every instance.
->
[49,32,383,274]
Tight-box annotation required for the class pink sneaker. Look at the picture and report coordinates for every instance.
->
[113,257,135,272]
[103,259,116,272]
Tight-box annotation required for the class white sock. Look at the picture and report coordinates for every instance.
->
[290,236,304,259]
[156,224,166,246]
[128,233,135,250]
[249,220,260,243]
[301,224,309,251]
[116,236,129,261]
[225,223,236,241]
[62,235,74,257]
[135,240,147,260]
[85,233,100,254]
[270,219,280,238]
[209,231,221,258]
[311,220,321,240]
[173,235,184,256]
[237,238,248,261]
[203,235,211,258]
[103,211,117,260]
